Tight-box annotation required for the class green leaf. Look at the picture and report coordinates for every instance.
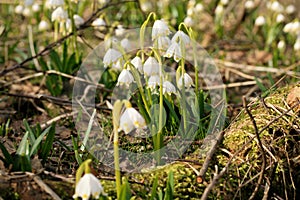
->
[119,178,131,200]
[0,142,13,166]
[40,123,55,161]
[16,131,29,156]
[30,125,52,157]
[150,175,159,200]
[164,171,174,200]
[23,119,35,144]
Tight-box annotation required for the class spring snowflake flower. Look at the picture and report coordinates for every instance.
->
[269,1,283,13]
[22,7,31,17]
[91,18,106,27]
[276,14,285,23]
[171,30,190,45]
[220,0,228,6]
[140,1,152,12]
[46,0,64,9]
[73,173,105,200]
[294,36,300,51]
[177,73,193,89]
[147,75,161,89]
[143,56,160,76]
[117,69,134,86]
[115,25,125,36]
[215,4,224,16]
[121,38,131,51]
[163,81,176,94]
[32,3,40,12]
[283,22,293,33]
[73,14,84,28]
[245,0,255,10]
[254,16,265,26]
[156,36,171,52]
[184,16,194,27]
[152,20,171,40]
[277,40,285,51]
[164,42,182,62]
[51,7,68,22]
[286,4,296,14]
[38,20,50,31]
[131,56,143,73]
[195,3,204,12]
[103,48,122,67]
[15,5,24,14]
[119,107,146,134]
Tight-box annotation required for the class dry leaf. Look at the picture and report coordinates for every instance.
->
[286,86,300,113]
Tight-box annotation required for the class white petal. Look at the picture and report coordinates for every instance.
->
[127,108,146,129]
[131,56,143,73]
[152,20,170,40]
[163,81,176,94]
[148,75,161,89]
[178,73,193,89]
[119,109,135,134]
[103,48,122,67]
[171,30,190,45]
[117,69,134,86]
[143,57,160,76]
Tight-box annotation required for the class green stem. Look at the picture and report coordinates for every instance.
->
[180,59,187,132]
[113,129,121,199]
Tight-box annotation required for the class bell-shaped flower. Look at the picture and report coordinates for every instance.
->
[117,69,134,86]
[171,30,190,45]
[195,3,204,12]
[22,7,32,17]
[164,42,182,62]
[152,20,170,40]
[119,107,146,134]
[121,38,131,51]
[245,0,255,10]
[155,36,171,52]
[254,16,265,26]
[286,4,296,14]
[51,6,68,22]
[115,25,125,36]
[46,0,64,9]
[268,1,283,13]
[32,3,40,12]
[294,36,300,51]
[177,73,193,89]
[73,14,84,28]
[38,20,50,31]
[163,81,176,94]
[276,13,285,23]
[184,16,194,27]
[73,173,105,200]
[91,18,106,27]
[143,56,160,76]
[131,56,143,73]
[147,75,161,89]
[112,59,123,70]
[103,48,122,67]
[15,5,24,14]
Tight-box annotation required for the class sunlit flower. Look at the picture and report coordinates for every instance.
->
[91,18,106,27]
[46,0,64,9]
[283,22,293,33]
[291,21,300,34]
[73,173,105,200]
[276,14,285,23]
[177,73,193,89]
[277,40,285,51]
[112,59,123,70]
[195,3,204,12]
[286,4,296,14]
[171,30,190,45]
[164,42,182,62]
[131,56,143,73]
[143,56,160,76]
[215,4,224,16]
[294,36,300,51]
[22,7,32,17]
[117,69,134,86]
[103,48,122,67]
[163,81,176,94]
[254,16,265,26]
[152,20,171,40]
[73,14,84,28]
[119,107,146,134]
[121,38,131,51]
[245,0,255,10]
[15,5,24,14]
[220,0,228,6]
[184,16,194,27]
[51,7,68,22]
[32,3,40,12]
[269,1,283,13]
[140,1,152,12]
[187,7,194,16]
[147,75,161,89]
[38,20,50,31]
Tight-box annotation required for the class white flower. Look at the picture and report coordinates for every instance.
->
[46,0,64,9]
[269,1,283,13]
[294,36,300,51]
[177,73,193,89]
[163,81,176,94]
[171,30,190,45]
[164,42,182,62]
[73,173,105,200]
[51,7,68,22]
[143,56,160,76]
[187,7,194,16]
[140,1,152,12]
[115,25,125,36]
[245,0,255,10]
[38,20,50,31]
[112,59,123,70]
[291,21,300,34]
[277,40,285,50]
[121,38,131,51]
[286,4,296,14]
[119,107,146,134]
[91,18,106,27]
[215,4,224,16]
[155,36,171,51]
[255,16,265,26]
[283,22,293,33]
[131,56,143,73]
[147,75,161,89]
[195,3,204,12]
[73,14,84,28]
[220,0,228,6]
[15,5,24,14]
[117,69,134,86]
[32,3,40,12]
[103,48,122,67]
[184,16,194,27]
[22,7,31,17]
[276,14,285,23]
[152,20,170,40]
